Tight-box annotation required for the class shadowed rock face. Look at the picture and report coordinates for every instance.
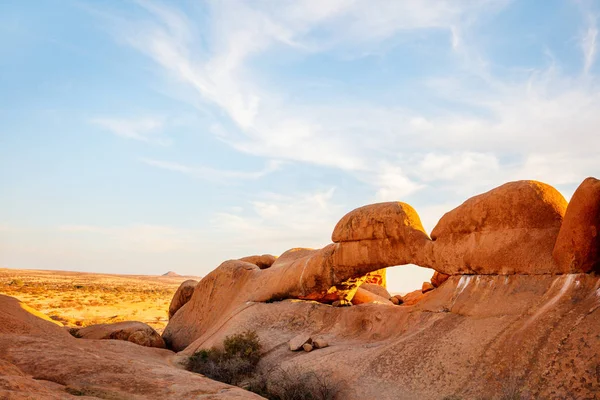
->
[0,295,262,400]
[77,321,165,348]
[168,279,198,319]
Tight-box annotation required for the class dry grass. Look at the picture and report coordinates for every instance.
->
[0,268,199,333]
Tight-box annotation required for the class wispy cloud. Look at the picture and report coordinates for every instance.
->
[212,187,342,250]
[99,0,511,195]
[139,158,283,182]
[96,1,600,213]
[90,116,170,145]
[582,16,598,74]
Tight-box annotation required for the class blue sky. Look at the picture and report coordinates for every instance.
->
[1,0,599,293]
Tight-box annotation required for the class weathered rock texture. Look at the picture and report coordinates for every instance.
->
[351,287,393,305]
[239,254,277,269]
[0,295,261,400]
[168,279,198,319]
[163,179,598,351]
[425,180,568,275]
[430,271,449,288]
[176,274,600,400]
[553,177,600,273]
[77,321,166,348]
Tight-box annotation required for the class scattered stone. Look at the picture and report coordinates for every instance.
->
[302,343,313,352]
[289,333,312,351]
[422,282,434,293]
[360,283,391,299]
[431,271,450,288]
[391,294,404,305]
[390,296,400,305]
[351,287,393,305]
[313,338,328,349]
[402,290,424,306]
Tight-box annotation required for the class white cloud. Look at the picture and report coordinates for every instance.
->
[212,188,342,252]
[102,0,513,194]
[371,163,425,201]
[139,158,282,182]
[91,116,169,145]
[582,16,598,74]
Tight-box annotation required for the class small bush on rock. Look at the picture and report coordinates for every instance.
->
[188,330,262,385]
[189,331,340,399]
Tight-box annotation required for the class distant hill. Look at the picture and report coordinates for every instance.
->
[162,271,181,277]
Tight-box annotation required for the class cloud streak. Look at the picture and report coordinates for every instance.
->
[91,116,170,145]
[140,158,283,182]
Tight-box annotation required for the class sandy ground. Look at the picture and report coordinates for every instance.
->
[0,268,200,333]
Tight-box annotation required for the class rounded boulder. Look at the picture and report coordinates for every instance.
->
[553,177,600,273]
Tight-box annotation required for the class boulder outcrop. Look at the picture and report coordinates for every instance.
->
[421,282,434,293]
[168,279,198,319]
[360,282,391,299]
[77,321,165,348]
[175,274,600,400]
[239,254,277,269]
[163,179,589,350]
[351,287,393,305]
[553,177,600,273]
[424,180,568,275]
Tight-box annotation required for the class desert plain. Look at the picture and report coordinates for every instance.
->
[0,268,198,333]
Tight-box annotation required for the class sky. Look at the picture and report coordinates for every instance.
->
[1,0,599,294]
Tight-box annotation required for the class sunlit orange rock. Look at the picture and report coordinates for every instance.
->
[360,282,391,299]
[421,282,434,293]
[425,180,567,275]
[431,271,449,287]
[399,289,424,306]
[0,295,261,399]
[351,287,393,305]
[239,254,277,269]
[169,279,198,319]
[553,177,600,273]
[332,202,429,242]
[0,295,67,338]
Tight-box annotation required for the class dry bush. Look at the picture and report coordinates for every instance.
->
[245,366,341,400]
[188,330,262,385]
[188,331,340,400]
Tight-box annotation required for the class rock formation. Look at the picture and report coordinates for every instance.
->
[553,177,600,273]
[0,295,261,399]
[239,254,277,269]
[424,180,568,274]
[76,321,165,348]
[430,271,449,287]
[4,177,599,399]
[168,279,198,319]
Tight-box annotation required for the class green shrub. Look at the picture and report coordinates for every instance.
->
[245,366,340,400]
[188,330,262,385]
[188,331,341,399]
